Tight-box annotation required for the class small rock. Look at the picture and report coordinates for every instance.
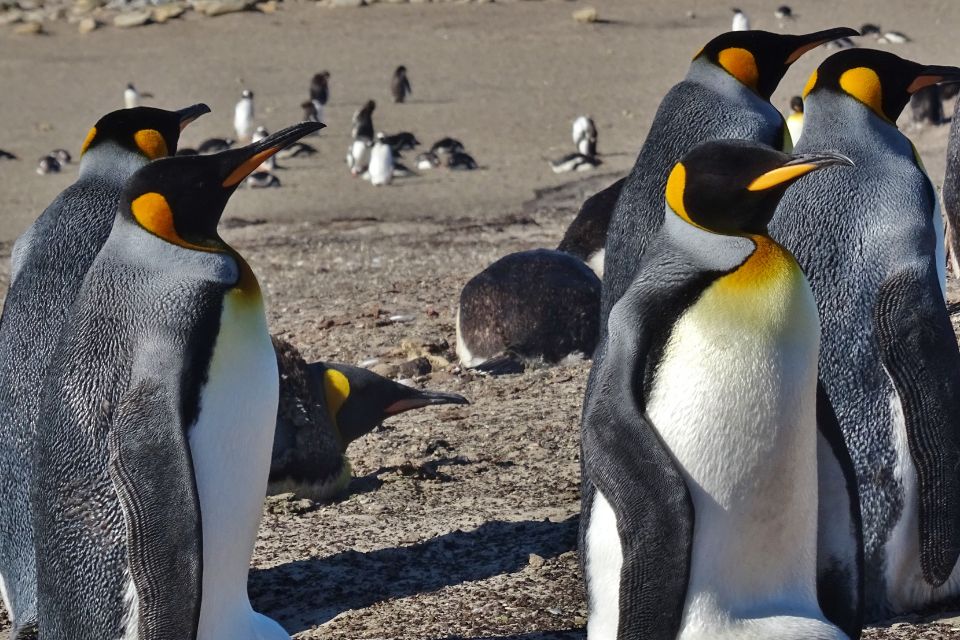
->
[113,9,151,26]
[572,6,597,23]
[195,0,250,16]
[398,357,431,378]
[528,553,545,569]
[71,0,102,13]
[255,0,277,12]
[0,8,23,23]
[265,492,316,515]
[151,3,183,21]
[326,0,364,6]
[77,15,97,31]
[13,20,41,33]
[371,362,399,379]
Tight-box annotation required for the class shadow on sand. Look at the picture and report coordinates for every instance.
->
[437,632,585,640]
[250,516,579,634]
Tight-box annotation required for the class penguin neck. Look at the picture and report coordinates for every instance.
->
[803,93,913,159]
[685,59,775,117]
[79,140,149,184]
[662,209,755,273]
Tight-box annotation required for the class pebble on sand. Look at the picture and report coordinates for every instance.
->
[113,9,151,27]
[572,7,598,23]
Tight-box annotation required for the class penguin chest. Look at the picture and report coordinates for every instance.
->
[646,244,825,625]
[188,290,278,627]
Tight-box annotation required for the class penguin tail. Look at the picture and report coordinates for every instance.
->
[385,389,469,416]
[472,352,525,376]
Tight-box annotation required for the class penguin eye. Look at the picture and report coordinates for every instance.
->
[717,47,759,91]
[323,370,351,421]
[80,127,97,156]
[802,69,818,99]
[838,67,885,119]
[133,129,169,160]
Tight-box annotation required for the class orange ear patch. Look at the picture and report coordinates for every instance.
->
[131,192,212,252]
[802,70,818,98]
[80,127,97,156]
[134,129,169,160]
[839,67,885,119]
[718,47,759,92]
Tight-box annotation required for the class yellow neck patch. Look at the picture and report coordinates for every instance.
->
[716,235,796,292]
[134,129,169,160]
[802,70,818,99]
[718,48,759,92]
[323,369,350,427]
[839,67,886,120]
[80,127,97,156]
[131,192,212,252]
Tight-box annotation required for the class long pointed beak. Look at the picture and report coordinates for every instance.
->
[908,65,960,94]
[384,390,470,416]
[176,103,211,132]
[748,152,853,191]
[786,27,860,64]
[222,121,325,187]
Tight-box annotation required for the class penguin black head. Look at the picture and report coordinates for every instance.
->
[803,49,960,123]
[311,362,468,449]
[666,139,852,235]
[395,65,407,75]
[120,121,323,251]
[241,89,253,99]
[80,104,211,162]
[694,27,860,99]
[790,95,804,113]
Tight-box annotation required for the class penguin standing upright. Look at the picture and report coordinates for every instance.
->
[124,83,139,108]
[309,70,330,123]
[32,122,323,639]
[352,100,376,141]
[391,65,412,103]
[234,89,255,143]
[581,139,861,640]
[770,49,960,619]
[599,27,858,331]
[0,104,208,638]
[731,7,750,31]
[572,116,598,156]
[787,95,805,144]
[369,132,395,186]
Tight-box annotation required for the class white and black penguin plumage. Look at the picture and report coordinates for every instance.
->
[391,65,412,103]
[369,132,395,186]
[124,82,139,109]
[0,149,16,160]
[598,27,858,335]
[787,95,805,145]
[581,139,860,640]
[351,100,376,141]
[310,70,330,106]
[731,7,750,31]
[51,148,71,164]
[246,171,281,188]
[0,104,208,637]
[549,152,602,174]
[430,137,464,155]
[416,151,440,170]
[347,138,373,176]
[35,155,60,175]
[769,49,960,620]
[31,122,321,639]
[445,150,478,170]
[234,88,255,143]
[198,137,235,155]
[251,125,276,171]
[573,115,598,157]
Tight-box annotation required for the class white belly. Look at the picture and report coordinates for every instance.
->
[933,190,946,297]
[234,103,254,140]
[189,291,286,640]
[369,145,394,186]
[645,267,842,639]
[585,491,623,640]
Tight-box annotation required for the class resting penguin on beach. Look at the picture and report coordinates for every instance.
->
[770,49,960,620]
[599,27,859,332]
[31,122,321,639]
[0,104,208,638]
[271,338,468,498]
[455,180,625,373]
[581,139,860,640]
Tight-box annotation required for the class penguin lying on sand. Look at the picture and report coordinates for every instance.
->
[32,122,321,640]
[271,337,468,499]
[581,139,860,640]
[770,48,960,620]
[0,104,208,637]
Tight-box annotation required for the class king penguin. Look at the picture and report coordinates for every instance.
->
[0,103,208,638]
[599,27,858,332]
[581,139,861,640]
[270,337,468,499]
[944,96,960,277]
[31,121,323,639]
[769,49,960,619]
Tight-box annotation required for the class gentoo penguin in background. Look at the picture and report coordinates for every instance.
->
[0,104,208,637]
[944,96,960,277]
[198,137,235,154]
[391,65,412,103]
[430,137,464,155]
[32,122,321,639]
[270,337,468,499]
[308,70,330,123]
[382,132,420,153]
[787,95,805,145]
[581,140,860,640]
[456,179,625,373]
[123,82,151,109]
[909,84,944,126]
[775,5,794,19]
[352,100,376,141]
[549,153,601,174]
[51,148,71,164]
[347,137,373,176]
[599,27,859,332]
[35,155,60,175]
[234,88,255,143]
[251,125,276,171]
[769,49,960,619]
[573,115,598,156]
[246,171,281,188]
[416,151,440,170]
[731,7,750,31]
[302,100,322,124]
[277,141,318,159]
[0,149,16,160]
[445,150,478,170]
[369,133,395,186]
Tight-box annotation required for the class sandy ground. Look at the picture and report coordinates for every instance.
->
[2,0,960,638]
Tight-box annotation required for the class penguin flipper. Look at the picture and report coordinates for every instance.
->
[107,378,202,639]
[875,264,960,586]
[815,382,864,638]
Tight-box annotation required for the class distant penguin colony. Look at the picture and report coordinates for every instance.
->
[234,88,255,142]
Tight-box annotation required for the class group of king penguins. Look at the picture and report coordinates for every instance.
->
[0,91,471,635]
[456,24,960,640]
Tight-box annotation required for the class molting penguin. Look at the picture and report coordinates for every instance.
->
[31,121,322,639]
[0,104,208,637]
[391,65,412,103]
[581,139,860,640]
[352,100,376,141]
[234,89,255,143]
[787,94,805,144]
[573,116,598,157]
[770,49,960,619]
[599,27,859,332]
[369,133,395,186]
[270,337,468,499]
